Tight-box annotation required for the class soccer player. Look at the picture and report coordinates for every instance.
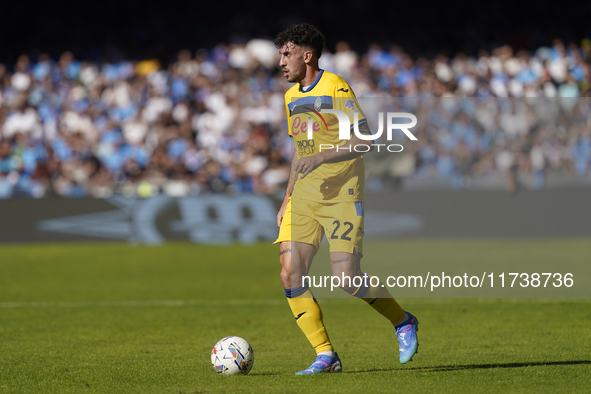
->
[274,23,419,375]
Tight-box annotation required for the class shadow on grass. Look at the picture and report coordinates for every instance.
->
[344,360,591,374]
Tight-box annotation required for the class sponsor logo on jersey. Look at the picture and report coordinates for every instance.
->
[291,115,322,137]
[296,139,316,156]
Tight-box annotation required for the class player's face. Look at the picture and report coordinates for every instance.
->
[279,43,307,83]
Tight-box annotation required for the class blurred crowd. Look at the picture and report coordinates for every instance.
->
[0,38,590,198]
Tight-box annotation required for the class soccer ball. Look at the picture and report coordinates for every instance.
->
[211,336,254,375]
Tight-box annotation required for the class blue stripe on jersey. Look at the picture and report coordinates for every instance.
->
[299,69,324,92]
[355,202,364,217]
[287,95,333,112]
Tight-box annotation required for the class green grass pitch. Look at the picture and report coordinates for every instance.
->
[0,240,590,393]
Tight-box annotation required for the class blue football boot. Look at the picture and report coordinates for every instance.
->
[296,353,342,375]
[395,312,419,363]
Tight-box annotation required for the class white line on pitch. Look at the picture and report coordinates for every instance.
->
[0,299,287,308]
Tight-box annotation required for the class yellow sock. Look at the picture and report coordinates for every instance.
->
[353,275,406,326]
[286,288,333,354]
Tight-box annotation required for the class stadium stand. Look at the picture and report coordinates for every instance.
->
[0,39,590,198]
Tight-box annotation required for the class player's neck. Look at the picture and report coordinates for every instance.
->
[299,66,321,89]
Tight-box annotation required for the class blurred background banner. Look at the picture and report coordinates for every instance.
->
[1,189,590,244]
[0,195,277,244]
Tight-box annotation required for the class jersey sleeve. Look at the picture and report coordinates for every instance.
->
[333,82,369,135]
[285,100,292,136]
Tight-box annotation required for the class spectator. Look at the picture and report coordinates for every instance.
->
[0,38,589,198]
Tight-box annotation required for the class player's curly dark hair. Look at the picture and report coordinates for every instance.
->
[274,23,325,59]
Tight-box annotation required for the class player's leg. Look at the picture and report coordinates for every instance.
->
[329,251,419,363]
[329,250,406,326]
[280,241,341,374]
[280,240,332,353]
[324,201,419,363]
[275,199,341,374]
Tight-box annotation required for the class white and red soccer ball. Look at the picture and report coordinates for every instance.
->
[211,336,254,375]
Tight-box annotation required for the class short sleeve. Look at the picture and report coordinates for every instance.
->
[285,101,292,136]
[333,83,368,133]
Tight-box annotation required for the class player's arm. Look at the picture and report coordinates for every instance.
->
[277,150,296,227]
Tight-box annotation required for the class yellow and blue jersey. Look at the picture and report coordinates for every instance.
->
[285,70,367,202]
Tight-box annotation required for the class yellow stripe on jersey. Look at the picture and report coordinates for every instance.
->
[285,70,367,203]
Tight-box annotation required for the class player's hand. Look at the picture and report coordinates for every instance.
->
[277,200,288,227]
[294,156,322,179]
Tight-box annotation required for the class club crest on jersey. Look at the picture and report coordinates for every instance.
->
[314,97,322,111]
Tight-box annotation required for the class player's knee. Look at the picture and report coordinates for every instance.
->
[332,267,363,295]
[279,249,291,270]
[279,265,292,288]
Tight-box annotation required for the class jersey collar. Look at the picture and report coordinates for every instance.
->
[299,70,324,93]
